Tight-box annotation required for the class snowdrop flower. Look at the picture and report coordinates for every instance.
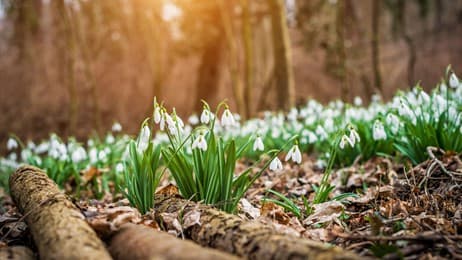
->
[192,133,207,151]
[106,134,115,144]
[89,148,98,164]
[269,157,283,171]
[253,136,264,152]
[285,144,302,164]
[71,147,87,163]
[20,149,31,162]
[348,126,360,144]
[159,112,166,131]
[112,122,122,132]
[27,141,35,150]
[98,150,107,162]
[354,96,363,106]
[315,159,326,169]
[372,120,387,141]
[8,153,17,162]
[371,94,382,103]
[339,135,354,149]
[138,125,151,153]
[221,108,235,127]
[449,73,460,88]
[115,163,124,173]
[398,99,413,118]
[315,125,328,141]
[188,114,199,125]
[6,138,18,150]
[386,113,400,134]
[35,142,49,154]
[153,106,162,124]
[200,108,211,124]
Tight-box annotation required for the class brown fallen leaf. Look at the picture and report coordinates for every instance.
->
[156,184,180,196]
[260,201,291,225]
[303,201,345,226]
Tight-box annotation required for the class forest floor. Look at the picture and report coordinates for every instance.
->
[1,151,461,259]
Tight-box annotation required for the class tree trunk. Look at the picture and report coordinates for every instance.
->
[269,0,295,111]
[336,0,348,101]
[55,0,78,135]
[195,36,224,111]
[0,246,35,260]
[9,166,111,260]
[154,195,360,260]
[217,0,245,117]
[371,0,383,95]
[108,223,240,260]
[400,0,416,86]
[241,0,254,118]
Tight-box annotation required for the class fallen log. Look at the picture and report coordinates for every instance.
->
[9,165,111,260]
[108,223,240,260]
[154,195,361,260]
[0,246,35,260]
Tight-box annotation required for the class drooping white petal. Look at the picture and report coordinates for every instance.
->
[112,122,122,132]
[221,109,235,127]
[253,136,264,151]
[200,109,210,124]
[292,145,302,164]
[154,107,162,124]
[449,73,460,88]
[6,138,18,150]
[269,157,283,171]
[372,120,387,141]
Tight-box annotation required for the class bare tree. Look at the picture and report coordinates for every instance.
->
[269,0,295,110]
[371,0,384,95]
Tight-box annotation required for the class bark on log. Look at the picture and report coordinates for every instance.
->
[108,223,240,260]
[154,195,361,260]
[9,165,111,260]
[0,246,35,260]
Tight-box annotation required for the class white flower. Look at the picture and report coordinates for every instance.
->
[315,125,328,141]
[200,109,211,124]
[89,148,98,164]
[153,107,162,124]
[398,99,413,118]
[339,135,354,149]
[138,125,151,152]
[21,149,31,162]
[192,134,207,151]
[98,150,107,162]
[115,163,124,173]
[348,126,360,144]
[112,122,122,132]
[449,73,460,88]
[221,108,235,127]
[106,134,115,144]
[165,113,175,128]
[269,157,283,171]
[354,96,363,106]
[372,120,387,141]
[159,114,166,131]
[285,144,302,164]
[71,147,87,163]
[386,113,400,134]
[253,136,264,151]
[7,138,18,150]
[188,115,199,125]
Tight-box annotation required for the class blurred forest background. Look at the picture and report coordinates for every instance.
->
[1,0,462,145]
